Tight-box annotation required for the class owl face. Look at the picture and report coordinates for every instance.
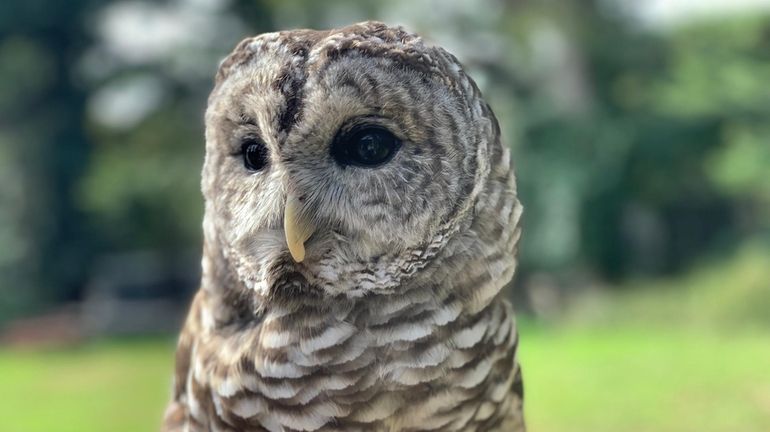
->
[202,23,493,285]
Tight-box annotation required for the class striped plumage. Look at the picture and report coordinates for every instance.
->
[163,22,525,432]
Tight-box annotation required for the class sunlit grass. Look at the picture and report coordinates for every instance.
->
[520,244,770,431]
[1,327,768,432]
[0,339,175,432]
[2,245,769,432]
[520,324,770,432]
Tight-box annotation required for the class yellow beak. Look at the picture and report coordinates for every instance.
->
[284,194,316,262]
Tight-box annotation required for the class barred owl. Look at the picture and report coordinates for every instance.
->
[163,21,524,432]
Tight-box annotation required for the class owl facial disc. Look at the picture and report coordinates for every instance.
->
[284,193,316,262]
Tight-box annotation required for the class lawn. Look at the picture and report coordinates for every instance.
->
[520,324,770,432]
[0,339,174,432]
[1,325,768,432]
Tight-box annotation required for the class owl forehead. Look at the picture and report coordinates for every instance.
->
[211,23,467,140]
[216,22,451,88]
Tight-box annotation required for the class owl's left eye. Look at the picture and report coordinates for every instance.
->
[331,125,401,168]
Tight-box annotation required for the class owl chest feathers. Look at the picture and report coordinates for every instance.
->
[179,276,522,432]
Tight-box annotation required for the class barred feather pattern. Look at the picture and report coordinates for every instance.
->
[163,22,525,432]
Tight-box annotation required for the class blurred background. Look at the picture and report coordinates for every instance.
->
[1,0,769,431]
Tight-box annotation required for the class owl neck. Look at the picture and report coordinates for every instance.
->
[199,220,518,343]
[199,174,522,332]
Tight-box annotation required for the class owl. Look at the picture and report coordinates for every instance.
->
[162,21,524,432]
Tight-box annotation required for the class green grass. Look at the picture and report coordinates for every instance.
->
[520,324,770,432]
[0,327,768,431]
[2,246,769,431]
[519,244,770,431]
[0,339,175,432]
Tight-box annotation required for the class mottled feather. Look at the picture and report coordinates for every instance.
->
[163,21,525,432]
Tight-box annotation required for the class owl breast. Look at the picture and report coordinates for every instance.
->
[181,279,522,432]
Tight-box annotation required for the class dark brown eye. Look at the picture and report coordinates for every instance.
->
[331,125,401,168]
[241,139,268,171]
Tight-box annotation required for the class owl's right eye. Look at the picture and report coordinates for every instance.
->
[241,139,268,171]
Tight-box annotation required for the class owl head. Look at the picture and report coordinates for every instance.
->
[201,22,517,296]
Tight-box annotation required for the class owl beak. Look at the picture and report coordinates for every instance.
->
[284,193,316,263]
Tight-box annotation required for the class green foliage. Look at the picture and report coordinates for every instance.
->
[651,17,770,118]
[502,6,770,278]
[709,123,770,202]
[80,106,204,250]
[0,0,96,319]
[1,0,769,318]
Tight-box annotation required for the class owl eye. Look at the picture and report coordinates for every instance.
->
[331,126,401,168]
[241,138,268,171]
